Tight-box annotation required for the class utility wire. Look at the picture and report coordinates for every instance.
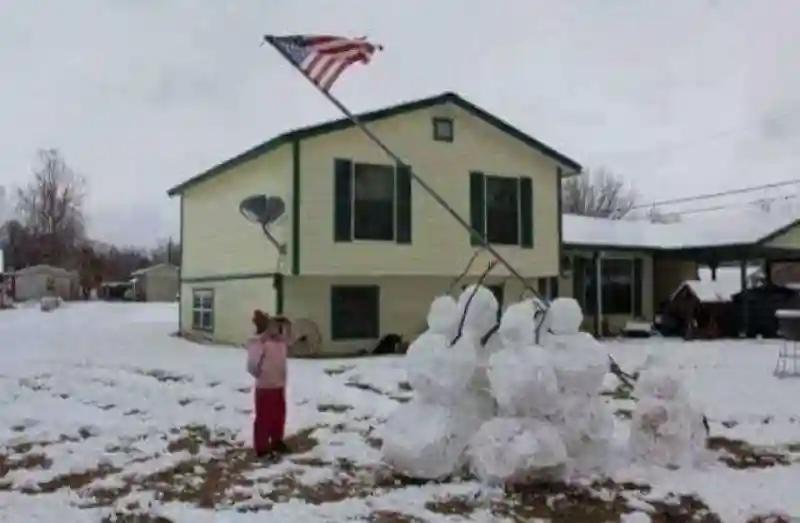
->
[630,178,800,210]
[670,193,799,217]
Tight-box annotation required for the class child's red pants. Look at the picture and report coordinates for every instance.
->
[253,387,286,454]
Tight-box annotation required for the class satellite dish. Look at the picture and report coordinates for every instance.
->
[239,195,286,225]
[239,194,287,254]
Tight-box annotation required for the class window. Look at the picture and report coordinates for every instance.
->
[353,163,395,241]
[469,172,533,248]
[334,159,412,244]
[192,289,214,331]
[583,258,635,315]
[330,285,380,340]
[485,176,520,245]
[432,117,454,142]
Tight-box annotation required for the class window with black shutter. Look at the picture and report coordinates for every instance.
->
[332,160,412,244]
[468,173,534,248]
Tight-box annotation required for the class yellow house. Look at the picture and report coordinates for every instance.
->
[167,91,800,347]
[167,92,582,352]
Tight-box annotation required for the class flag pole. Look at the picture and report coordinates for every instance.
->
[264,35,540,299]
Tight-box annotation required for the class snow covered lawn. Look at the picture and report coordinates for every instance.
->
[1,302,800,522]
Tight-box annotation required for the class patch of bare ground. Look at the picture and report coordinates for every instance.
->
[345,380,385,395]
[0,451,53,480]
[100,512,175,523]
[135,369,193,383]
[22,463,120,494]
[317,403,353,413]
[746,514,793,523]
[0,428,96,477]
[707,436,790,469]
[90,425,320,509]
[426,479,722,523]
[366,511,426,523]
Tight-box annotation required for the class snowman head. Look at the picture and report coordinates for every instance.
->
[542,298,584,335]
[457,285,499,336]
[427,295,458,335]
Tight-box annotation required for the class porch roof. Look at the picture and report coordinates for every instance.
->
[563,210,800,261]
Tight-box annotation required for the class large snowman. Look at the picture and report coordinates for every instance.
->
[380,286,499,479]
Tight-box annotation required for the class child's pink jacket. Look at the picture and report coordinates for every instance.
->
[246,333,288,389]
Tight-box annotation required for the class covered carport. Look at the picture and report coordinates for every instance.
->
[659,218,800,336]
[563,213,800,337]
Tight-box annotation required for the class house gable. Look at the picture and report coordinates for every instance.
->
[166,92,582,197]
[293,100,565,277]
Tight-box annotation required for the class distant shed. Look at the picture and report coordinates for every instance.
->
[131,263,179,302]
[667,280,737,338]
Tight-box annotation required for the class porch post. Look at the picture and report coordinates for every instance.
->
[765,260,773,284]
[710,261,718,281]
[595,251,603,337]
[740,259,749,337]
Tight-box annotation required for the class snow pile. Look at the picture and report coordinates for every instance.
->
[628,354,707,468]
[382,288,708,484]
[469,417,567,485]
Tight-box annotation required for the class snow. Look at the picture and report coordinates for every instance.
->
[673,280,736,303]
[564,208,800,249]
[3,302,800,522]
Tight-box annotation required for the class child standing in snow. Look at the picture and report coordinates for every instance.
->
[247,310,290,457]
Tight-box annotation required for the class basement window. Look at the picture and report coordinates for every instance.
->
[192,289,214,332]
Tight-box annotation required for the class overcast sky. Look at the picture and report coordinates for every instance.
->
[2,0,799,246]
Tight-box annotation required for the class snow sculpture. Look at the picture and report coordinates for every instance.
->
[456,284,499,340]
[381,290,496,479]
[384,290,705,483]
[537,298,614,471]
[487,344,560,418]
[469,417,567,485]
[427,295,459,336]
[381,392,494,479]
[628,356,707,468]
[471,296,569,483]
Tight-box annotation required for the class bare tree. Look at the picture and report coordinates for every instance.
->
[15,149,87,267]
[149,238,181,266]
[562,168,637,218]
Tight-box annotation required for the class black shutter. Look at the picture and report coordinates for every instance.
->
[519,176,534,248]
[633,258,643,317]
[573,256,586,309]
[395,164,412,244]
[550,276,559,298]
[334,159,353,242]
[469,171,486,245]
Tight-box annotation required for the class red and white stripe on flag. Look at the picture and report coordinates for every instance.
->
[267,35,382,92]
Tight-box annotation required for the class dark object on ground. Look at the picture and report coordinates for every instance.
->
[373,333,403,355]
[732,284,800,338]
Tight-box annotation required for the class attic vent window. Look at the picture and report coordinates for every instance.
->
[432,117,454,142]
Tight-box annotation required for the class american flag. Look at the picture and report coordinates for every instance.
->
[265,34,382,92]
